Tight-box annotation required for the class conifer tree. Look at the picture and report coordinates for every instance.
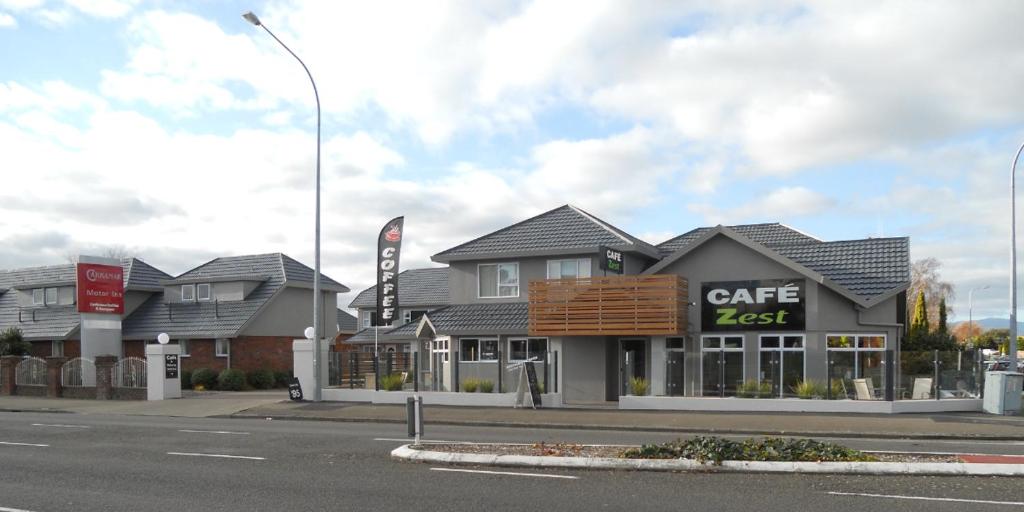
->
[937,296,948,335]
[909,290,929,341]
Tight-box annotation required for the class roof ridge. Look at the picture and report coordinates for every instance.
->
[278,253,287,281]
[776,223,822,242]
[0,262,76,274]
[567,205,634,246]
[433,204,572,257]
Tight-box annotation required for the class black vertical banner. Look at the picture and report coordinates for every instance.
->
[376,216,404,327]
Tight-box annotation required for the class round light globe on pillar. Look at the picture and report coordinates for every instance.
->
[304,326,315,340]
[157,333,170,345]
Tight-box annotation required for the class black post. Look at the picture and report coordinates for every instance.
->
[374,355,380,392]
[387,351,394,376]
[453,349,460,392]
[349,352,355,389]
[554,350,559,394]
[543,353,549,394]
[826,353,833,399]
[933,349,940,400]
[883,349,895,401]
[413,352,419,392]
[497,350,502,393]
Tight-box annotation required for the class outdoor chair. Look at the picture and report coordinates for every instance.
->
[853,378,878,401]
[911,377,932,399]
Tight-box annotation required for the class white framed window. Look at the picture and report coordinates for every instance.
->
[197,283,211,301]
[700,335,745,397]
[182,284,195,302]
[51,340,64,357]
[178,339,190,357]
[478,263,519,298]
[432,338,450,362]
[215,338,230,357]
[44,287,58,305]
[508,337,548,361]
[32,288,44,306]
[403,309,429,324]
[758,334,806,398]
[826,334,886,392]
[460,338,498,362]
[546,258,591,279]
[362,311,378,328]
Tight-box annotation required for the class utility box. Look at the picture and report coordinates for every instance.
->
[983,371,1023,415]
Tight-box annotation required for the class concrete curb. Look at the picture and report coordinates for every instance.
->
[390,445,1024,476]
[230,412,1024,441]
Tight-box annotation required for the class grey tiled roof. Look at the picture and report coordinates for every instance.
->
[348,267,449,308]
[420,303,529,335]
[122,253,347,340]
[337,309,358,333]
[343,326,419,344]
[125,258,172,290]
[774,237,910,299]
[433,205,661,262]
[657,223,820,257]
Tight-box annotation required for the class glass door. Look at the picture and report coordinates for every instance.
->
[701,335,744,397]
[666,337,685,396]
[620,339,647,395]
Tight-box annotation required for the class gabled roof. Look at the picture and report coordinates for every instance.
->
[657,223,820,257]
[432,205,661,262]
[413,303,529,336]
[337,309,358,333]
[348,267,449,308]
[122,253,347,340]
[646,226,909,306]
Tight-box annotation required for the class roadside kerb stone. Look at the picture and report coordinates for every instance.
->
[391,445,1024,477]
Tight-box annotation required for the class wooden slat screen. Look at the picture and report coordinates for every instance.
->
[528,275,688,336]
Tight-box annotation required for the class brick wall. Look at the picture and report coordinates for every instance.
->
[229,336,294,373]
[28,340,80,358]
[180,339,228,373]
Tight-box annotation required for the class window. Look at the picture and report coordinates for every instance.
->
[182,284,195,302]
[51,340,64,357]
[32,288,44,306]
[478,263,519,298]
[178,339,190,357]
[701,335,744,397]
[460,338,498,362]
[758,335,805,398]
[215,338,230,357]
[44,287,58,305]
[362,311,378,328]
[508,338,547,361]
[197,283,211,301]
[431,338,450,362]
[827,334,887,399]
[403,309,429,324]
[547,258,591,279]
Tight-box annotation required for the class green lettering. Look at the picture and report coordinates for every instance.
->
[716,308,737,325]
[738,313,758,324]
[758,312,775,325]
[775,310,789,324]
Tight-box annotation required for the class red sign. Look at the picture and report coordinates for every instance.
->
[76,263,125,314]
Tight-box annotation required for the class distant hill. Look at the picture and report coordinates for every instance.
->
[951,318,1024,331]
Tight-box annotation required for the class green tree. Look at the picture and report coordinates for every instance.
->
[0,327,30,356]
[937,296,948,335]
[908,290,929,341]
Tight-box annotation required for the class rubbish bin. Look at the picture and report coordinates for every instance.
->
[983,371,1023,415]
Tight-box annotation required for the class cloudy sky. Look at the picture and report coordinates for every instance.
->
[1,0,1022,320]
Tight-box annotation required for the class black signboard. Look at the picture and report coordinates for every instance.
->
[525,363,543,408]
[700,279,806,332]
[164,354,179,379]
[288,377,303,401]
[376,216,404,327]
[598,245,623,274]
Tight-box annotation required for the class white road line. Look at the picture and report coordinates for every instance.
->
[178,429,251,435]
[167,452,265,460]
[31,423,90,429]
[0,506,37,512]
[828,492,1024,506]
[430,468,578,480]
[0,442,48,447]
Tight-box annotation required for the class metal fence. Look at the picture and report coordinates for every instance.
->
[112,357,147,389]
[329,351,413,390]
[61,358,96,387]
[15,357,47,386]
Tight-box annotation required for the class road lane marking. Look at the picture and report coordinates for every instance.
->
[0,442,48,447]
[429,468,578,480]
[0,506,37,512]
[32,423,90,429]
[178,429,251,435]
[828,492,1024,506]
[167,452,264,460]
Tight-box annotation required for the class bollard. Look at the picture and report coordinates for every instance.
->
[406,395,424,446]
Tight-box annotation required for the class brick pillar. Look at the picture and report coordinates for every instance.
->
[46,356,67,398]
[95,355,118,400]
[0,355,18,395]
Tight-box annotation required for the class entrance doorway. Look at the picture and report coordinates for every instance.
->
[620,338,647,396]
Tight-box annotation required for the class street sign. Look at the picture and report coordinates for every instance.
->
[288,377,304,401]
[164,354,179,379]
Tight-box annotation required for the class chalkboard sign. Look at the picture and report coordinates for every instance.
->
[524,363,542,408]
[164,354,179,379]
[288,377,304,401]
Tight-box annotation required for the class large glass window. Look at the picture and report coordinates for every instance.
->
[701,335,744,397]
[215,338,230,357]
[181,284,195,302]
[478,263,519,298]
[758,335,805,398]
[32,288,44,306]
[547,258,591,279]
[827,334,887,399]
[362,311,378,328]
[197,283,212,301]
[51,340,64,357]
[460,338,498,362]
[509,338,547,361]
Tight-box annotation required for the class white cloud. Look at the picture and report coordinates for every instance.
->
[0,12,15,26]
[688,186,836,225]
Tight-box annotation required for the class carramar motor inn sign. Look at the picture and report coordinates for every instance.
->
[76,262,125,314]
[700,279,805,332]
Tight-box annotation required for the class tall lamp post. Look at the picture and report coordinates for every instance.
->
[968,285,989,347]
[1012,141,1024,372]
[244,11,323,401]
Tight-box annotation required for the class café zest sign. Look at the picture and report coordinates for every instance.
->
[700,279,805,332]
[598,245,623,274]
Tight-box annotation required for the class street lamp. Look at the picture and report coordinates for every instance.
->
[244,11,324,401]
[968,285,989,347]
[1012,141,1024,372]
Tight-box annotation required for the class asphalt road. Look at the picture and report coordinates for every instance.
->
[0,412,1022,512]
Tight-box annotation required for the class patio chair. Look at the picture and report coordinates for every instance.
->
[911,377,932,399]
[853,378,877,401]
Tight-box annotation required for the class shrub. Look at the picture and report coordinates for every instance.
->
[737,380,759,398]
[620,436,876,465]
[462,378,479,393]
[273,370,293,388]
[190,368,217,390]
[791,380,825,399]
[828,379,847,399]
[380,373,405,391]
[479,380,494,393]
[248,368,275,390]
[757,381,773,398]
[217,368,246,391]
[180,370,193,390]
[0,327,30,356]
[629,377,649,396]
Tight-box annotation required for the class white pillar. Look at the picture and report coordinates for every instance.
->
[650,336,666,396]
[145,343,182,401]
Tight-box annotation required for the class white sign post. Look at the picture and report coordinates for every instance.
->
[145,333,181,401]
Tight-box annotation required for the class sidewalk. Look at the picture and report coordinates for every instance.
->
[233,401,1024,440]
[0,391,284,418]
